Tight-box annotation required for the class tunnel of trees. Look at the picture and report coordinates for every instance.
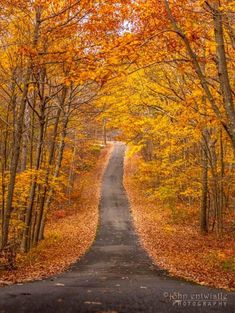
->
[0,0,234,275]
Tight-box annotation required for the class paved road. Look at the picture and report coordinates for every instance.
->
[0,143,234,313]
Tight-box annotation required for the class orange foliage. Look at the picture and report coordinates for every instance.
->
[0,144,113,285]
[124,152,235,291]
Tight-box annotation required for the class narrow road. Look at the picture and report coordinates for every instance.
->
[0,143,234,313]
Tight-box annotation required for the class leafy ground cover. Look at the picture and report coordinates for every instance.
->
[124,153,235,291]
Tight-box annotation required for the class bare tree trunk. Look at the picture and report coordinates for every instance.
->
[33,107,61,244]
[0,107,10,246]
[67,130,77,202]
[212,1,235,155]
[21,105,30,172]
[37,87,69,241]
[102,117,107,145]
[38,112,69,241]
[218,129,224,236]
[1,68,31,249]
[200,133,208,234]
[21,116,45,252]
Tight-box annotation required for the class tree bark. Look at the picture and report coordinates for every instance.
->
[38,113,69,241]
[33,107,61,244]
[200,133,208,234]
[1,8,42,250]
[212,1,235,154]
[21,116,45,252]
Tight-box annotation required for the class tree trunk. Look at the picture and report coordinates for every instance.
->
[200,133,208,234]
[38,113,69,241]
[1,67,31,249]
[212,1,235,155]
[1,8,41,250]
[33,107,61,244]
[21,117,45,252]
[103,117,107,145]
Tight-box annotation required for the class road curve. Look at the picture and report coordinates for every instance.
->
[0,142,234,313]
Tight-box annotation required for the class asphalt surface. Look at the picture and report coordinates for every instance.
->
[0,142,234,313]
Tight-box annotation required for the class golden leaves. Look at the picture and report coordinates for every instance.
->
[0,144,113,285]
[124,153,235,291]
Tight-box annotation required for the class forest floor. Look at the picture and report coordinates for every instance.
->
[0,144,113,286]
[124,153,235,292]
